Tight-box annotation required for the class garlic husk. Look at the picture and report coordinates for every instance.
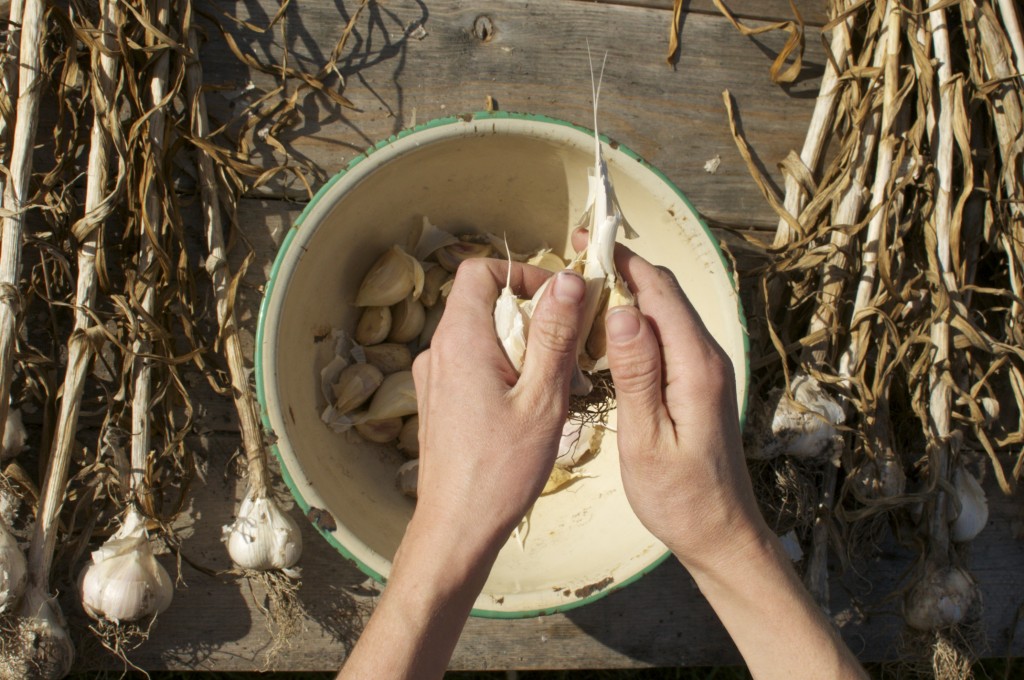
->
[397,459,418,498]
[0,520,26,614]
[398,415,419,458]
[224,489,303,572]
[761,372,845,460]
[362,343,413,374]
[355,417,403,444]
[555,419,603,469]
[355,245,424,307]
[420,264,451,308]
[904,565,977,631]
[436,241,493,273]
[413,216,459,261]
[388,295,426,343]
[355,306,392,345]
[1,407,27,461]
[949,466,988,543]
[541,466,591,495]
[848,453,906,500]
[495,284,528,372]
[80,510,173,622]
[367,371,417,420]
[333,363,384,414]
[528,249,566,273]
[6,586,75,680]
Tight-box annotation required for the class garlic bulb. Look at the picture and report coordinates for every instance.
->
[949,466,988,543]
[367,371,417,420]
[0,521,26,613]
[80,509,173,622]
[355,245,424,307]
[397,459,418,498]
[224,488,302,573]
[904,565,977,631]
[6,586,75,680]
[1,407,27,460]
[760,372,845,460]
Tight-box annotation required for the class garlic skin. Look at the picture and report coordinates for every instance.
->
[949,466,988,543]
[495,282,528,372]
[224,489,302,573]
[555,419,602,469]
[904,565,977,631]
[0,521,26,614]
[80,510,173,623]
[760,372,845,460]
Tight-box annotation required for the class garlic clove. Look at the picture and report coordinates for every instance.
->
[397,459,419,498]
[555,419,603,469]
[355,245,425,306]
[367,371,418,420]
[388,295,426,344]
[397,415,419,458]
[436,241,493,273]
[0,521,26,614]
[413,217,459,261]
[355,306,392,346]
[949,466,988,543]
[355,417,403,444]
[80,511,174,623]
[528,250,566,273]
[1,407,28,461]
[332,363,384,414]
[224,489,303,572]
[362,343,413,374]
[420,264,452,309]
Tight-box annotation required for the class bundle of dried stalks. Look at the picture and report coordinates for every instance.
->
[729,0,1024,673]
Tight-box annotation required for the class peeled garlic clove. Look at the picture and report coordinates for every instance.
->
[420,264,451,309]
[436,241,493,273]
[355,306,392,345]
[949,466,988,543]
[419,301,445,350]
[367,371,418,420]
[398,415,419,458]
[388,295,426,344]
[528,250,566,273]
[80,511,173,623]
[355,245,425,306]
[555,420,603,469]
[1,408,27,461]
[362,343,413,374]
[224,489,303,572]
[355,417,403,444]
[333,363,384,414]
[0,521,26,614]
[397,459,419,498]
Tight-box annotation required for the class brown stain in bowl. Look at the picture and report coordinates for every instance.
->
[573,576,613,599]
[307,506,338,532]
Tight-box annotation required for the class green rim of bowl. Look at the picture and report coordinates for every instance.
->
[255,110,750,618]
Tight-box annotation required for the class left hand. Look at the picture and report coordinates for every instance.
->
[408,258,586,563]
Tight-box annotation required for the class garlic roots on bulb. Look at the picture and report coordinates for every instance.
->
[224,489,303,573]
[80,510,173,622]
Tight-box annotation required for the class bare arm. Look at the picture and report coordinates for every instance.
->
[337,261,587,679]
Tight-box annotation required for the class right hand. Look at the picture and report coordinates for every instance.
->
[574,230,769,573]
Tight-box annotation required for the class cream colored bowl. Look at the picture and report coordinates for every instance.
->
[256,112,748,617]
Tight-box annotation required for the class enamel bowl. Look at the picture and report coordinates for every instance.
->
[256,112,748,617]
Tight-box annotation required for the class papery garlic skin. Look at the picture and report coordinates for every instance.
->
[555,419,602,469]
[224,490,302,572]
[758,372,844,460]
[80,510,173,623]
[949,467,988,543]
[0,521,26,613]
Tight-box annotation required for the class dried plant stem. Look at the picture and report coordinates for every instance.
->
[130,0,171,498]
[184,25,268,495]
[0,0,45,448]
[996,0,1024,78]
[0,0,24,171]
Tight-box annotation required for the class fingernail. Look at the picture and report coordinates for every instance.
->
[552,270,585,304]
[606,306,641,343]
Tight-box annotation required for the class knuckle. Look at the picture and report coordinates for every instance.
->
[531,315,578,355]
[611,350,661,395]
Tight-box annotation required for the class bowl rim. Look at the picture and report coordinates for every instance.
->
[255,110,750,618]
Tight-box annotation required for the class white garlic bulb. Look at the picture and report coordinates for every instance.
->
[904,564,977,631]
[0,521,26,614]
[223,488,302,573]
[760,372,845,460]
[79,509,173,623]
[8,586,75,680]
[949,466,988,543]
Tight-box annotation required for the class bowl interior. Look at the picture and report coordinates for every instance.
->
[258,113,748,616]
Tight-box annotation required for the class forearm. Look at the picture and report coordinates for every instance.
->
[337,515,499,680]
[684,526,867,680]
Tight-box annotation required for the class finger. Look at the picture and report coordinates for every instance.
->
[516,270,586,405]
[411,348,431,426]
[441,258,554,331]
[604,305,669,448]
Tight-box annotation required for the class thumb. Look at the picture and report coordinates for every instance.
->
[605,306,667,444]
[517,271,586,402]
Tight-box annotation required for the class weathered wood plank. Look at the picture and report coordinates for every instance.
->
[201,0,828,229]
[593,0,828,26]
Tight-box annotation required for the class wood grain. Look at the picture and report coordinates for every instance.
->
[201,0,829,229]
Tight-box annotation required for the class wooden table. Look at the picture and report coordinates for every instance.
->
[74,0,1024,671]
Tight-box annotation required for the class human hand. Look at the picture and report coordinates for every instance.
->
[408,258,587,566]
[571,230,767,574]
